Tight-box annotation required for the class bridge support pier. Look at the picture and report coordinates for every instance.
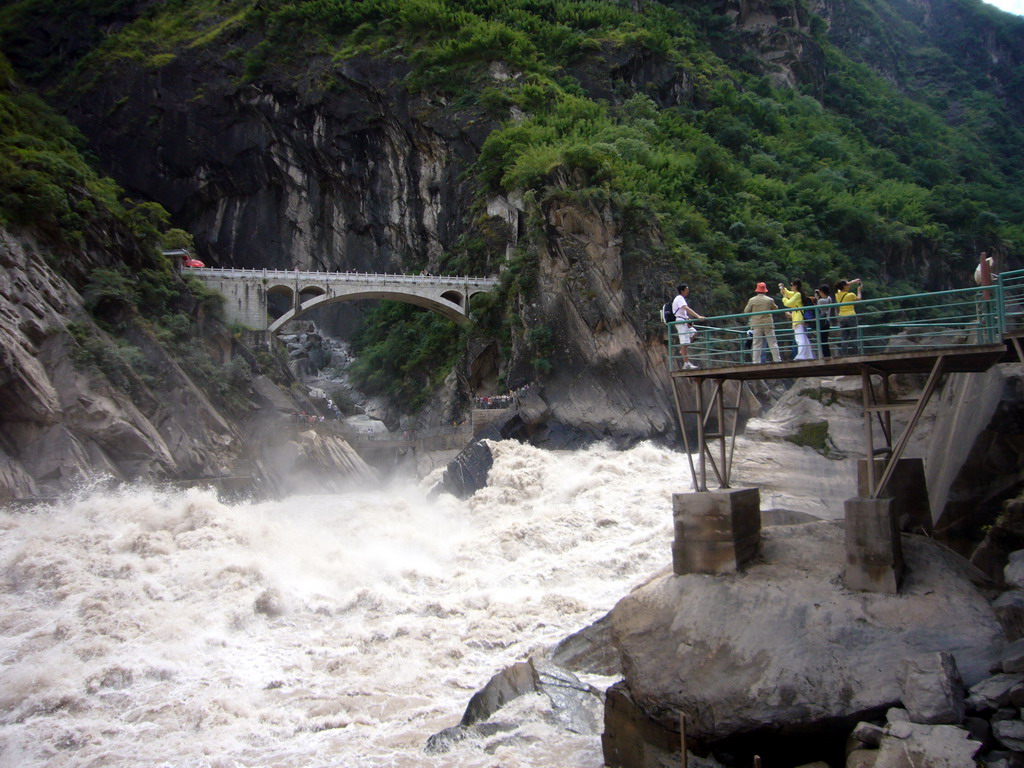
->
[672,488,761,575]
[857,457,932,534]
[240,329,274,350]
[844,496,904,593]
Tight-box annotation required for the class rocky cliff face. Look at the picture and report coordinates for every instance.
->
[0,227,374,501]
[719,0,826,90]
[21,8,831,446]
[815,0,1024,119]
[58,50,484,276]
[522,193,680,444]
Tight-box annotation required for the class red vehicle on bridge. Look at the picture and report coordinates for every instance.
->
[163,249,205,268]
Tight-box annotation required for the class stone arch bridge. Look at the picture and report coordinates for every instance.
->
[184,267,500,331]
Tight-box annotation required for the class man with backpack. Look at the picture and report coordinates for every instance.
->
[670,284,706,370]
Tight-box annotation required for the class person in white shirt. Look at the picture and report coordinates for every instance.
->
[671,284,706,370]
[974,252,997,286]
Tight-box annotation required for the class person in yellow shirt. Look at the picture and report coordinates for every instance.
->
[834,278,862,355]
[779,279,814,361]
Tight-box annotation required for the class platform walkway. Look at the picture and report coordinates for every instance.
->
[667,268,1024,496]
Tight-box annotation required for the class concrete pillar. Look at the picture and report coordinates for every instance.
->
[602,681,681,768]
[240,329,273,350]
[844,496,904,593]
[672,488,761,575]
[857,458,932,534]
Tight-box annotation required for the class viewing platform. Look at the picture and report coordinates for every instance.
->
[666,267,1024,592]
[667,269,1024,497]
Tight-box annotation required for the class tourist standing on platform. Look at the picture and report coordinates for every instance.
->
[834,278,862,355]
[814,284,833,358]
[779,279,814,361]
[743,282,781,363]
[672,283,706,370]
[974,252,998,286]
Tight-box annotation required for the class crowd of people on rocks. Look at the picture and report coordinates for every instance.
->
[289,396,345,425]
[475,394,513,409]
[289,410,338,424]
[474,383,530,409]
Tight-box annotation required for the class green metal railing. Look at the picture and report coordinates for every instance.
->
[667,282,1009,372]
[997,268,1024,337]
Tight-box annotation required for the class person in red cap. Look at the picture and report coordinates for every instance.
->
[743,282,781,363]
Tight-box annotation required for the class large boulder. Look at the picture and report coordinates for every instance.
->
[425,655,603,754]
[607,520,1004,747]
[432,389,549,498]
[898,651,966,725]
[872,721,982,767]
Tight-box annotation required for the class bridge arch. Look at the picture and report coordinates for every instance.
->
[267,289,483,333]
[266,284,294,319]
[299,285,326,302]
[441,289,465,308]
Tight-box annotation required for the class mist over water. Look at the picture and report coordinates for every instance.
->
[0,440,708,768]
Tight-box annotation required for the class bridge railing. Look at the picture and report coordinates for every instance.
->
[997,268,1024,336]
[667,286,1002,371]
[183,267,498,286]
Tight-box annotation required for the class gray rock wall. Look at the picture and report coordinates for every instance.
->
[61,51,479,276]
[1,230,181,498]
[0,228,374,500]
[608,521,1003,746]
[927,366,1024,540]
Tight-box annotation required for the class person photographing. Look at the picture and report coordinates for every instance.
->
[834,278,862,355]
[779,279,814,361]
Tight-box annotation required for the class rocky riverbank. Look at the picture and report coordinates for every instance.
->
[0,228,376,501]
[428,367,1024,767]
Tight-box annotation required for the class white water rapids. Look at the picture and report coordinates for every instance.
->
[0,438,845,767]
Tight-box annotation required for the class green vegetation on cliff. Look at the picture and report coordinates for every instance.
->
[238,0,1022,270]
[276,0,1021,385]
[2,0,1022,403]
[7,0,1020,288]
[0,52,155,248]
[349,301,464,412]
[0,50,270,415]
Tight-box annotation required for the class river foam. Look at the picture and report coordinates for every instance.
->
[0,440,704,768]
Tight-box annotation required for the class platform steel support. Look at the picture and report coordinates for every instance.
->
[671,377,745,493]
[861,368,876,492]
[859,357,947,499]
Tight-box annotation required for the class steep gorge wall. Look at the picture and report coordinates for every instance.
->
[45,44,695,443]
[520,192,680,444]
[0,228,374,501]
[816,0,1024,114]
[58,51,483,275]
[0,229,229,498]
[21,10,830,446]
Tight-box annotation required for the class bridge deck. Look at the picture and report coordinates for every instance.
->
[183,266,500,330]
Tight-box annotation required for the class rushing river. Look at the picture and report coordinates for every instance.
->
[0,437,844,767]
